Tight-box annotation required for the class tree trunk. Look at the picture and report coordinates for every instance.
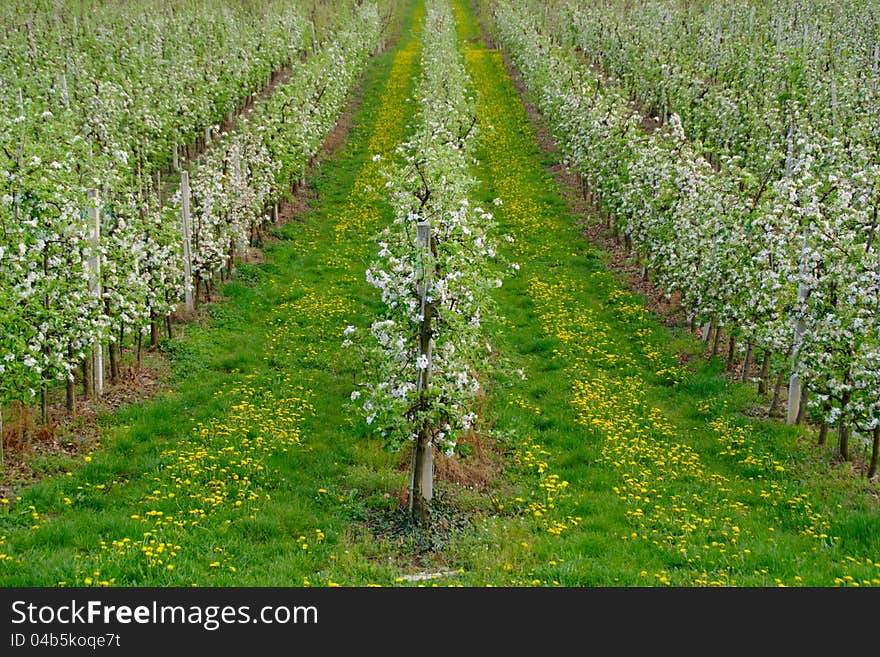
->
[769,367,785,416]
[41,385,49,426]
[818,422,828,446]
[838,422,850,461]
[868,426,880,479]
[66,346,76,414]
[150,311,158,348]
[726,334,737,372]
[711,321,722,357]
[868,427,879,479]
[82,358,91,398]
[740,340,754,382]
[118,324,125,376]
[109,342,118,384]
[758,351,771,394]
[796,387,808,425]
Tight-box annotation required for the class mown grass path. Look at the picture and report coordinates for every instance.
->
[1,0,879,588]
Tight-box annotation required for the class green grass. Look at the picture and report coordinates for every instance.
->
[1,0,878,588]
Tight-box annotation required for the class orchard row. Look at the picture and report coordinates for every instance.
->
[483,0,880,465]
[0,1,395,418]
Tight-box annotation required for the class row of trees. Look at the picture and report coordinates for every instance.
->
[486,0,880,475]
[0,1,389,435]
[349,0,509,517]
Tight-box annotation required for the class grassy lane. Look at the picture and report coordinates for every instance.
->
[0,2,424,587]
[453,0,880,586]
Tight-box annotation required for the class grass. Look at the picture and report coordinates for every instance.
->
[1,0,879,588]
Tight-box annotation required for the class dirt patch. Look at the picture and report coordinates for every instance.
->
[434,426,504,491]
[239,246,266,266]
[578,215,686,327]
[360,491,473,571]
[288,185,316,221]
[0,359,167,501]
[320,99,357,162]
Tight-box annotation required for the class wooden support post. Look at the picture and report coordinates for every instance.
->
[785,127,807,425]
[180,171,194,314]
[61,72,70,110]
[787,273,807,424]
[88,189,103,398]
[409,220,434,519]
